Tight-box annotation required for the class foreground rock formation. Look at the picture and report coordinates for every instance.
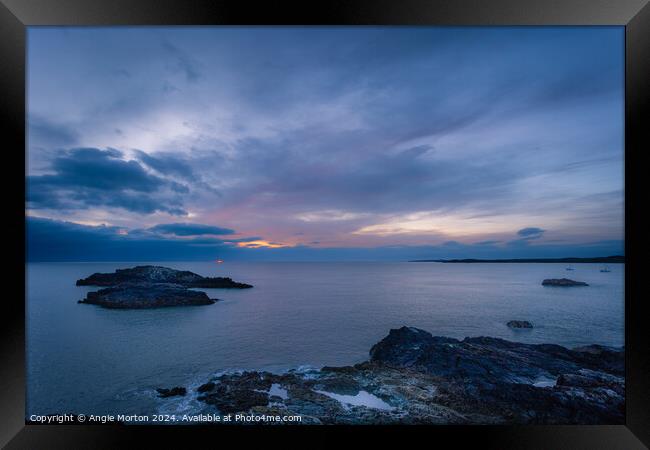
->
[169,327,624,424]
[542,278,589,287]
[78,283,217,309]
[76,265,253,289]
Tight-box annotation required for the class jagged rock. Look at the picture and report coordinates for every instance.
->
[178,326,624,424]
[157,387,187,398]
[370,328,623,381]
[78,283,217,309]
[507,320,533,329]
[197,382,216,393]
[76,265,253,289]
[542,278,589,287]
[201,388,269,415]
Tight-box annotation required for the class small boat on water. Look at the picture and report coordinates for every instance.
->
[566,266,574,271]
[600,265,611,273]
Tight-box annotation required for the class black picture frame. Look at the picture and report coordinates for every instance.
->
[2,0,648,447]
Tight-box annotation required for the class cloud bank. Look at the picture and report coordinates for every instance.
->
[27,217,623,262]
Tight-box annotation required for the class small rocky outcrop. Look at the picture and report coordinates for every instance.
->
[76,265,253,289]
[163,326,624,425]
[542,278,589,287]
[78,283,217,309]
[198,375,272,414]
[156,387,187,398]
[507,320,533,329]
[197,382,216,393]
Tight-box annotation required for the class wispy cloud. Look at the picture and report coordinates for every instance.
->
[147,222,235,236]
[517,227,546,239]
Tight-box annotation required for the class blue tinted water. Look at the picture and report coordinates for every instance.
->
[26,261,624,416]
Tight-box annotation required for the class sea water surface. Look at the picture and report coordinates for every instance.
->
[26,261,624,417]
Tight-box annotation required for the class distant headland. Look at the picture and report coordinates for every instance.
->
[409,255,625,263]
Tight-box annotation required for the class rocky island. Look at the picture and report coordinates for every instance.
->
[507,320,533,329]
[157,387,187,398]
[78,283,218,309]
[158,326,624,424]
[77,266,253,309]
[542,278,589,287]
[76,265,253,289]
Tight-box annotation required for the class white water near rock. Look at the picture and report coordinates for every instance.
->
[532,377,558,388]
[269,384,288,400]
[314,390,395,411]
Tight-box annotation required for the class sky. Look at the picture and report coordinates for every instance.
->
[26,27,624,261]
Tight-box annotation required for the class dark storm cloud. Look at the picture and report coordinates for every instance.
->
[148,223,235,236]
[517,227,546,239]
[506,228,548,247]
[475,240,502,246]
[27,217,230,261]
[27,148,189,215]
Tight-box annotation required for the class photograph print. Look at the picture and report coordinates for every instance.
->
[26,26,625,425]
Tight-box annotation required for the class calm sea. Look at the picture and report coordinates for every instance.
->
[26,261,624,417]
